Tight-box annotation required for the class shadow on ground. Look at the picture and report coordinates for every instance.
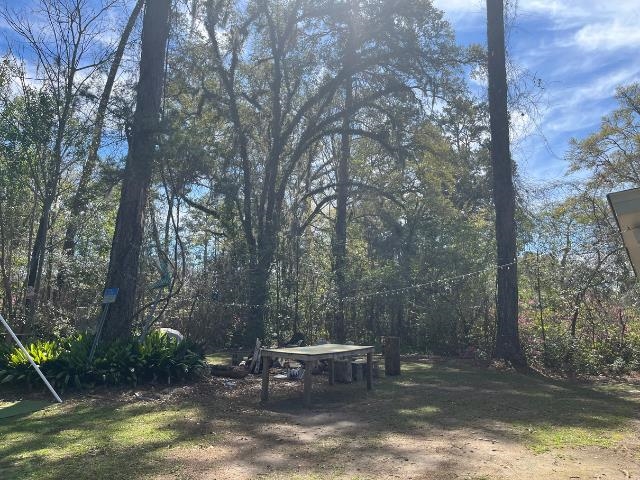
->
[1,358,639,479]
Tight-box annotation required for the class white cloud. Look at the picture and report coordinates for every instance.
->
[573,22,640,51]
[432,0,484,15]
[518,0,640,23]
[434,0,640,183]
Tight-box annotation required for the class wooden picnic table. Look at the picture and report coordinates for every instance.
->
[260,343,375,407]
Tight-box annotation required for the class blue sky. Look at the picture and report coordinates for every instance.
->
[3,0,639,184]
[433,0,640,183]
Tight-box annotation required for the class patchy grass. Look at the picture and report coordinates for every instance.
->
[372,361,638,453]
[205,351,232,365]
[0,400,213,479]
[1,358,639,479]
[524,425,624,453]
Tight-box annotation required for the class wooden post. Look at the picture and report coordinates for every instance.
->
[303,360,315,407]
[366,352,373,390]
[249,338,261,373]
[383,336,401,376]
[261,355,271,402]
[328,359,335,385]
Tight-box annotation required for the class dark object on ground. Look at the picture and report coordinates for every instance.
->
[352,358,380,380]
[383,336,401,376]
[334,359,352,383]
[352,359,364,381]
[210,365,249,379]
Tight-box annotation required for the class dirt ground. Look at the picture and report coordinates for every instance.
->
[157,359,640,480]
[3,358,640,480]
[163,417,639,480]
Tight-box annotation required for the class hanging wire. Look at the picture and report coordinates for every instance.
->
[207,256,526,309]
[198,215,634,311]
[342,257,522,303]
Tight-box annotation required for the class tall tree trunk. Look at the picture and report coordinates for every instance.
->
[333,80,351,343]
[24,193,55,321]
[245,261,269,344]
[60,0,144,267]
[333,6,355,344]
[486,0,526,366]
[102,0,171,343]
[535,250,547,356]
[25,81,74,321]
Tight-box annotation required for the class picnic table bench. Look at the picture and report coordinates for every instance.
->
[260,343,375,407]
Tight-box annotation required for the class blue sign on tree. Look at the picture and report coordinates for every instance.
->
[102,288,119,304]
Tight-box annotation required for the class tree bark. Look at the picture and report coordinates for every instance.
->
[383,335,401,376]
[333,4,355,344]
[25,193,55,320]
[0,201,14,320]
[102,0,171,343]
[486,0,526,366]
[333,79,352,343]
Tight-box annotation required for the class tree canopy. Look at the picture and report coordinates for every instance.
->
[0,0,638,375]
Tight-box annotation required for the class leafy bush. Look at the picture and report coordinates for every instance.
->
[0,331,206,392]
[521,323,640,376]
[138,331,205,384]
[0,340,61,389]
[0,341,13,367]
[93,340,141,386]
[51,334,94,389]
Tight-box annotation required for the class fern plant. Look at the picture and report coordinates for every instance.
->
[0,340,61,388]
[0,331,205,391]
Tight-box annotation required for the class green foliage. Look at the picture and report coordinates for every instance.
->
[138,331,206,384]
[0,342,10,366]
[0,340,61,388]
[520,321,640,376]
[0,332,206,392]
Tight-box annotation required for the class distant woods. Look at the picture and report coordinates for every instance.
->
[0,0,638,374]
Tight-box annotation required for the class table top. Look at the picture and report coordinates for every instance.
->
[261,343,375,361]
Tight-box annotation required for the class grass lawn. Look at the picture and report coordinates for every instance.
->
[1,358,639,479]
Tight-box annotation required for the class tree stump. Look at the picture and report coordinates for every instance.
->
[383,336,401,376]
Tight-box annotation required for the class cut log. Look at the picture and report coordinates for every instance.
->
[383,336,401,376]
[211,365,249,379]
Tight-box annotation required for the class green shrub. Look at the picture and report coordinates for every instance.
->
[0,331,206,392]
[0,341,12,367]
[521,323,640,376]
[139,331,206,384]
[0,339,61,389]
[47,334,95,390]
[93,340,141,386]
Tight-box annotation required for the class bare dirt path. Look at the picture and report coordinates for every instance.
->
[161,408,640,479]
[153,359,640,480]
